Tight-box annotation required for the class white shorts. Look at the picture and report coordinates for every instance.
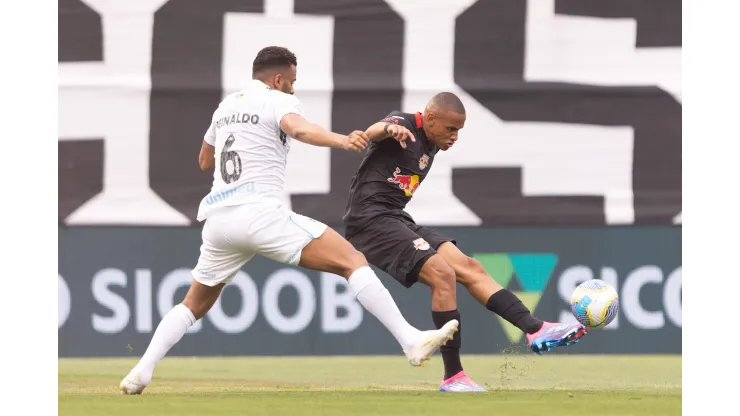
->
[191,201,327,287]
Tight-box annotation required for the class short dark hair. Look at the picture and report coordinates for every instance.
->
[429,92,466,114]
[252,46,297,78]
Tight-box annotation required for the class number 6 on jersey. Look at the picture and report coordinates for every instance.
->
[220,134,242,184]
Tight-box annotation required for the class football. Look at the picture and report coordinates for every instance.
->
[570,279,620,328]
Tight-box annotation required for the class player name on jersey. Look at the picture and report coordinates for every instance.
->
[214,113,260,129]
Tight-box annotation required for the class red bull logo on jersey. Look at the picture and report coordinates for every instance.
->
[387,167,420,197]
[413,238,430,251]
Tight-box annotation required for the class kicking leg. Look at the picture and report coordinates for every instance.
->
[437,242,588,355]
[297,226,458,366]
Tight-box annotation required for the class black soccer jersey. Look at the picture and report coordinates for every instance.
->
[343,111,439,237]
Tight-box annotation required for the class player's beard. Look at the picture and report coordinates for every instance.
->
[280,83,292,95]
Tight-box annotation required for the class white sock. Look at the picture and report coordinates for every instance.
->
[132,303,196,385]
[348,266,420,351]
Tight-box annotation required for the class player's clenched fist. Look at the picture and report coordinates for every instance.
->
[384,124,416,149]
[344,130,370,152]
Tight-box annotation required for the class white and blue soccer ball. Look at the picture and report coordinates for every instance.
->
[570,279,620,328]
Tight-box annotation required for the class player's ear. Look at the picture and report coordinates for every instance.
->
[424,111,435,125]
[274,73,283,89]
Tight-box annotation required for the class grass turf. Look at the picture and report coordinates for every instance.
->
[59,354,681,415]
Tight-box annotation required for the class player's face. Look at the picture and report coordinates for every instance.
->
[275,65,297,95]
[427,110,465,150]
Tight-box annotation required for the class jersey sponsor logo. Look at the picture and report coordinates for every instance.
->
[387,167,420,197]
[419,154,430,170]
[413,238,430,251]
[204,181,256,205]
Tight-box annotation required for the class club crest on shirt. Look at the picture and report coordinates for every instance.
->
[413,238,430,251]
[419,154,430,170]
[279,129,287,145]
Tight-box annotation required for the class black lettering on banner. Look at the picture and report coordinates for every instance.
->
[555,0,681,47]
[454,0,681,225]
[58,0,103,62]
[149,0,263,222]
[290,0,405,226]
[58,140,104,222]
[59,0,105,224]
[220,134,242,184]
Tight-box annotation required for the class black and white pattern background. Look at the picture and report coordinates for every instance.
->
[58,0,681,227]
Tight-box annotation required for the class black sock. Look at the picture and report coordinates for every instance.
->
[486,289,544,334]
[431,310,463,380]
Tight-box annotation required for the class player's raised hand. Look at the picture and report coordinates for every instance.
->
[386,124,416,149]
[344,130,370,152]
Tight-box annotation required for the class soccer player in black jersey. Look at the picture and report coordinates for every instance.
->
[343,92,588,392]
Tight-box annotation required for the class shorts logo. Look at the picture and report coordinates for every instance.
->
[419,154,430,170]
[413,238,430,251]
[196,269,217,279]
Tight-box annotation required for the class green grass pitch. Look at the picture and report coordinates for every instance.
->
[59,354,681,415]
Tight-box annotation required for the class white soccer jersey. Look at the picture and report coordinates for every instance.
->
[196,80,303,221]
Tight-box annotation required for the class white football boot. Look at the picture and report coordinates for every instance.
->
[119,370,148,395]
[404,319,459,367]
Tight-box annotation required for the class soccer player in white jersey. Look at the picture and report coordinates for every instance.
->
[119,46,459,395]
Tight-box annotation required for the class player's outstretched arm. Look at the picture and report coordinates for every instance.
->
[365,122,391,141]
[365,121,416,149]
[280,113,368,152]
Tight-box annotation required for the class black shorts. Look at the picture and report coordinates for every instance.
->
[346,215,456,288]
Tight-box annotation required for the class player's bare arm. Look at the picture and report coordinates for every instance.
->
[198,140,215,171]
[365,121,416,149]
[280,113,369,152]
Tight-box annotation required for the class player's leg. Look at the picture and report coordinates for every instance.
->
[415,255,460,373]
[435,241,588,354]
[344,216,476,381]
[406,226,485,392]
[247,207,457,366]
[295,224,458,366]
[404,250,486,393]
[417,254,488,392]
[120,281,225,393]
[120,207,254,394]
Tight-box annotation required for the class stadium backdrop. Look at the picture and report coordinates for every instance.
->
[58,0,681,356]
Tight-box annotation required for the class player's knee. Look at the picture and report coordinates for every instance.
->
[428,261,457,296]
[467,256,487,273]
[336,248,369,278]
[182,281,223,319]
[457,256,488,286]
[182,299,208,320]
[348,248,368,270]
